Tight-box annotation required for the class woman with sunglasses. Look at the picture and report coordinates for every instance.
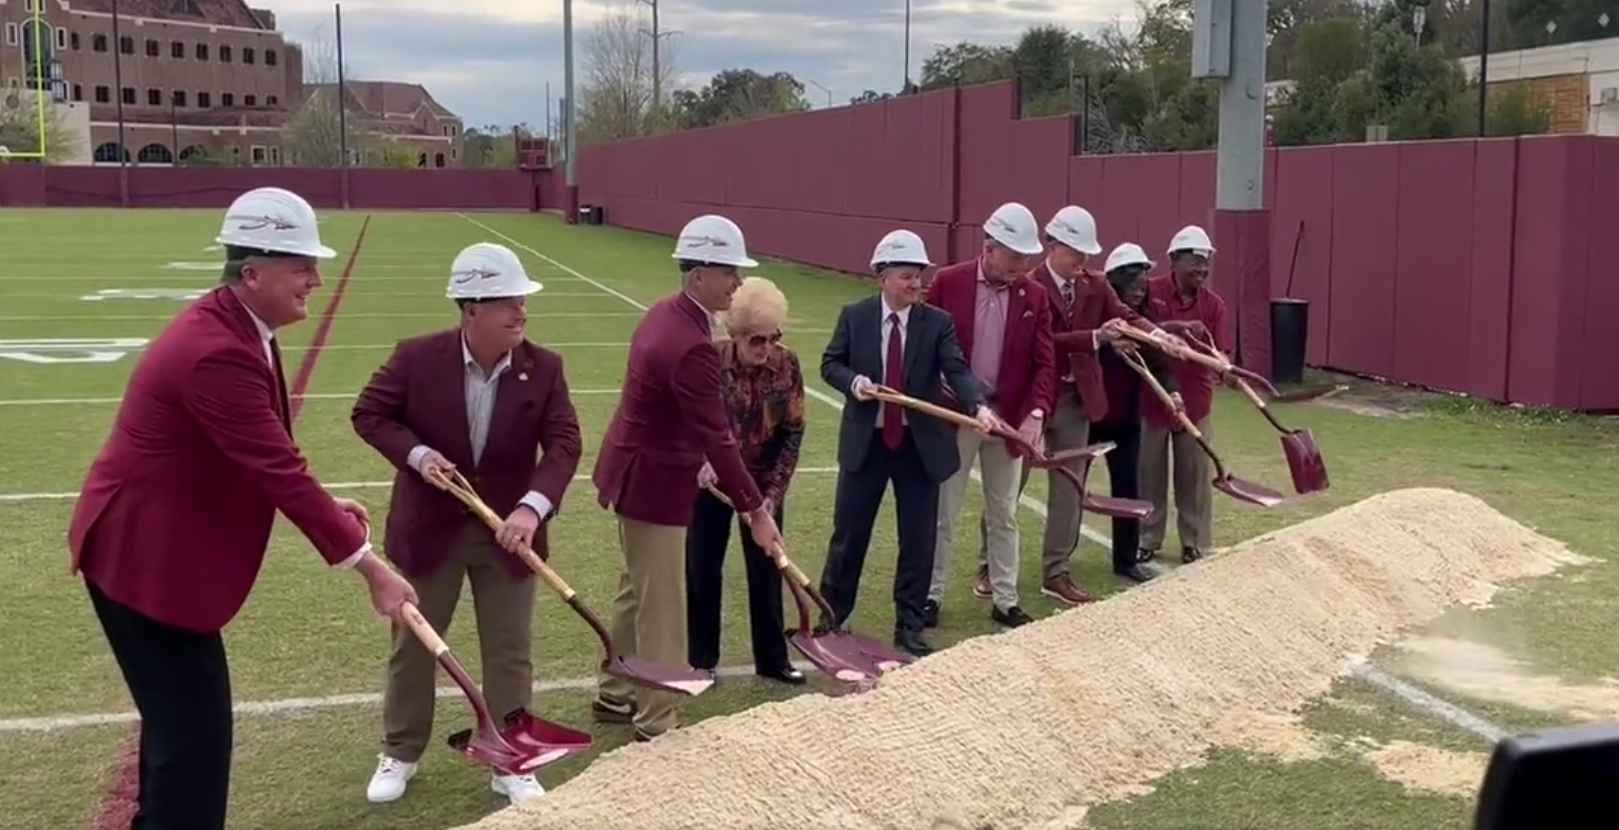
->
[1095,243,1181,583]
[687,276,808,685]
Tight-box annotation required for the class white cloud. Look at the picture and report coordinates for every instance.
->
[268,0,1142,126]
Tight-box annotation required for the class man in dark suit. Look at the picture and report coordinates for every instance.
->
[590,214,783,742]
[818,229,999,657]
[924,202,1055,630]
[68,187,417,830]
[350,242,582,805]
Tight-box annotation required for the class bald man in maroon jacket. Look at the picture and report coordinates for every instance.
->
[590,214,784,742]
[67,186,416,830]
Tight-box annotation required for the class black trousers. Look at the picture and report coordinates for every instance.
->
[684,490,791,672]
[1089,416,1144,573]
[818,432,939,633]
[87,579,233,830]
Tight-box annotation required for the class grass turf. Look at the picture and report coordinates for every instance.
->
[1,207,1616,830]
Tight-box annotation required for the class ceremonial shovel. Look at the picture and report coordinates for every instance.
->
[1180,334,1330,495]
[429,468,716,697]
[1117,326,1345,403]
[702,484,913,686]
[355,515,589,774]
[870,385,1154,520]
[1118,349,1287,508]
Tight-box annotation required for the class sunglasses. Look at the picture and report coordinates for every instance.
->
[746,331,783,347]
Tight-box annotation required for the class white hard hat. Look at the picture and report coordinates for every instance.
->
[1045,206,1102,255]
[1103,242,1154,274]
[1167,225,1215,257]
[983,202,1044,256]
[671,214,758,268]
[871,229,932,270]
[216,187,335,258]
[445,242,543,300]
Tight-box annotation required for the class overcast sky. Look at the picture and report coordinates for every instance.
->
[266,0,1140,127]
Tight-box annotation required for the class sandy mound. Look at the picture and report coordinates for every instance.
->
[459,488,1574,830]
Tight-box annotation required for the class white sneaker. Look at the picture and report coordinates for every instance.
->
[491,772,546,804]
[366,754,418,803]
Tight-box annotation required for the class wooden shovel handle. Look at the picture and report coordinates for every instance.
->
[1118,349,1226,476]
[399,602,450,657]
[701,484,815,587]
[428,468,577,601]
[870,385,979,429]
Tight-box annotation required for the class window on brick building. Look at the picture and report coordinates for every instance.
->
[265,49,277,66]
[198,91,211,108]
[121,87,135,105]
[244,94,257,106]
[93,34,107,52]
[71,31,80,50]
[221,92,234,106]
[94,85,109,103]
[219,45,232,62]
[147,88,161,106]
[171,41,184,58]
[71,83,82,101]
[266,95,278,106]
[173,90,186,107]
[119,36,133,54]
[145,39,159,57]
[195,43,208,60]
[243,47,254,64]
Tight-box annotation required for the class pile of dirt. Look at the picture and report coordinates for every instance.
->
[458,488,1575,830]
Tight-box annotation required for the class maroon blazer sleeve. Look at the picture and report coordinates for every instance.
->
[351,341,425,472]
[530,357,583,513]
[1030,295,1057,414]
[185,348,367,566]
[672,342,764,513]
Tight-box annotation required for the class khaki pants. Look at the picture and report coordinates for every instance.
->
[597,516,688,736]
[1138,419,1214,552]
[930,426,1023,610]
[381,523,537,763]
[976,387,1090,582]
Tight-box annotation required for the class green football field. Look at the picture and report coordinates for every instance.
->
[2,207,1617,830]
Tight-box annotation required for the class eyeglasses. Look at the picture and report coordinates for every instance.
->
[747,331,783,347]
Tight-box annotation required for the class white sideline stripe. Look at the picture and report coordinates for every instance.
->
[2,291,620,299]
[0,388,624,407]
[1353,664,1508,743]
[0,661,817,734]
[453,214,1107,547]
[0,468,840,502]
[0,312,645,322]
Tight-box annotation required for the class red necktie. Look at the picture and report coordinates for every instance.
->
[1061,278,1075,309]
[883,312,904,449]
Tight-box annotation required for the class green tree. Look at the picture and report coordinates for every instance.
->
[1271,17,1369,145]
[670,69,810,129]
[0,87,84,164]
[917,42,1013,90]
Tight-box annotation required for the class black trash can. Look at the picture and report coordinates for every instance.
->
[588,204,605,225]
[1270,298,1309,385]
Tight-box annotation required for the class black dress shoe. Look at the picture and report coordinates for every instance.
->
[923,599,941,628]
[893,628,934,657]
[757,665,806,685]
[991,605,1035,627]
[1115,563,1162,583]
[1182,546,1206,564]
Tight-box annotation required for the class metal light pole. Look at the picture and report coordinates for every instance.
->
[808,79,832,108]
[1477,0,1492,135]
[111,0,126,165]
[336,3,349,167]
[902,0,912,91]
[563,0,578,219]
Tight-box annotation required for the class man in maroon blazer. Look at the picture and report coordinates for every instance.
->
[350,241,582,805]
[923,201,1053,630]
[68,187,417,830]
[590,214,783,742]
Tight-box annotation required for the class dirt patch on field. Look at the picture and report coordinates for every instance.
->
[1390,635,1619,720]
[459,488,1574,830]
[1356,739,1489,799]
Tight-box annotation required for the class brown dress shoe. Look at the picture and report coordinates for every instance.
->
[972,569,992,599]
[1040,574,1098,605]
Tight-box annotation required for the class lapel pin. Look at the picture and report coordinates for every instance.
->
[518,372,529,381]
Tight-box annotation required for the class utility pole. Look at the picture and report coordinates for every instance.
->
[636,0,679,123]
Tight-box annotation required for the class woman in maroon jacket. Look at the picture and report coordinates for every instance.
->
[1092,243,1180,583]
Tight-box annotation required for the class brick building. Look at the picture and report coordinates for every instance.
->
[0,0,463,166]
[302,80,464,167]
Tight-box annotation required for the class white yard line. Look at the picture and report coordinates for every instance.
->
[276,341,628,350]
[0,312,644,322]
[0,389,623,407]
[0,468,840,503]
[453,213,1104,546]
[1353,664,1509,743]
[0,660,817,734]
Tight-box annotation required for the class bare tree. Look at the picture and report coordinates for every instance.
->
[576,0,681,145]
[281,27,369,167]
[0,86,85,163]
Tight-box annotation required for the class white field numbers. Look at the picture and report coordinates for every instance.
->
[80,288,209,302]
[0,339,149,364]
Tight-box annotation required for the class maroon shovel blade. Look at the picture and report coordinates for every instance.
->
[1213,474,1289,508]
[1084,494,1156,519]
[780,562,910,683]
[1280,429,1330,494]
